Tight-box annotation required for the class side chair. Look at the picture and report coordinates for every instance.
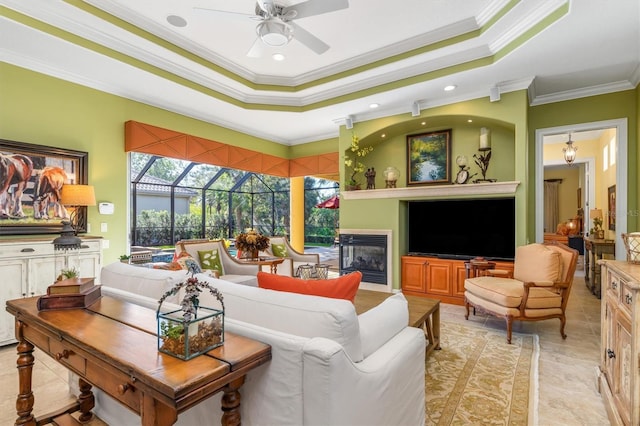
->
[464,242,579,343]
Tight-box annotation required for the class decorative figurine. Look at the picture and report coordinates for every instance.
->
[365,167,376,189]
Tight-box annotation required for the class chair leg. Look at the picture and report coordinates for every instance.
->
[560,316,567,339]
[505,316,513,344]
[464,301,470,320]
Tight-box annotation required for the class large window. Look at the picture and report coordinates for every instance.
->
[130,153,338,247]
[131,154,289,246]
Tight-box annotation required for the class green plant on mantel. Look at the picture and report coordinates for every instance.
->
[344,133,373,189]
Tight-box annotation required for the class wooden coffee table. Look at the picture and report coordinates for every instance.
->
[354,289,441,356]
[6,296,271,426]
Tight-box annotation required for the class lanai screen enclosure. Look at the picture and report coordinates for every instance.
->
[130,153,337,247]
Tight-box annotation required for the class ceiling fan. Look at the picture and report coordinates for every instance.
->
[194,0,349,57]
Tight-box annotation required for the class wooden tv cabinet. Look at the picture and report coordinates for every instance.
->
[401,255,514,305]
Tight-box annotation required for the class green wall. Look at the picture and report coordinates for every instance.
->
[339,91,529,288]
[0,63,297,262]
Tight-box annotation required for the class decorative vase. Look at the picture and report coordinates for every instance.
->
[240,249,259,259]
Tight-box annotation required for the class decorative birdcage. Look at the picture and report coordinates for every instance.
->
[157,268,224,360]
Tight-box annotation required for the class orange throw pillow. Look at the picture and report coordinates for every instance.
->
[257,271,362,302]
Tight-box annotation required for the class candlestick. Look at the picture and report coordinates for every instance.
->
[479,127,491,151]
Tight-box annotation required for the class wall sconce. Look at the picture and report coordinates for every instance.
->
[563,134,577,164]
[383,166,400,188]
[60,184,96,234]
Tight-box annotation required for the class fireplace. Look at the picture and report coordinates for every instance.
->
[339,229,392,291]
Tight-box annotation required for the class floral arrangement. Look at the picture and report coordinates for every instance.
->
[234,229,270,253]
[344,133,374,188]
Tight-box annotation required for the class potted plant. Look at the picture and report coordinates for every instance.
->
[157,266,225,360]
[344,133,373,190]
[119,254,131,264]
[56,267,79,282]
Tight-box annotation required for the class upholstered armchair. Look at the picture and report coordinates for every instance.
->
[261,236,320,276]
[174,239,259,286]
[464,242,578,343]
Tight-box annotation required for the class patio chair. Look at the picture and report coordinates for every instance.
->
[261,236,320,277]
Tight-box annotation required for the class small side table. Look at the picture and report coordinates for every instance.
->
[237,256,284,274]
[465,259,497,278]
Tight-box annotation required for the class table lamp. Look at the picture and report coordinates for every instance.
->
[60,184,96,234]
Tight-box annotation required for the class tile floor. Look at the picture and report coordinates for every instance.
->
[0,267,610,425]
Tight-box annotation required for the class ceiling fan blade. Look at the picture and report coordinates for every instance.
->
[193,6,254,19]
[283,0,349,20]
[256,0,275,14]
[289,22,329,54]
[246,37,266,58]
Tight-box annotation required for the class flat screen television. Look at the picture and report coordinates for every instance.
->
[407,197,516,260]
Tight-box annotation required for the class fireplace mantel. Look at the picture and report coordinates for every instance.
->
[342,181,520,200]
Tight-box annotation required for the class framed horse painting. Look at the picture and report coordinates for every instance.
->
[0,139,88,235]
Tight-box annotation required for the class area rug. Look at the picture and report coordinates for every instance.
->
[425,321,539,426]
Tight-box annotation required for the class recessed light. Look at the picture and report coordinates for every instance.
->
[381,134,386,138]
[421,121,426,125]
[468,119,473,123]
[369,103,380,109]
[272,53,285,61]
[167,15,187,28]
[444,85,457,91]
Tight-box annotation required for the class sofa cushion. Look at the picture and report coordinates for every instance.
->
[152,262,183,271]
[198,249,225,275]
[271,242,289,258]
[513,243,562,283]
[257,271,361,302]
[176,253,202,274]
[193,275,364,362]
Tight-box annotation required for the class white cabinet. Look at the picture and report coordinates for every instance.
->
[0,237,102,346]
[599,260,640,426]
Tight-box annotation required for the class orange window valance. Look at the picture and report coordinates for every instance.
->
[125,120,338,178]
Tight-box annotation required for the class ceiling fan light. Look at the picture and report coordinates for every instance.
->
[257,20,293,47]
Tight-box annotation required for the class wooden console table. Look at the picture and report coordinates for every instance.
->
[6,296,271,426]
[584,236,615,298]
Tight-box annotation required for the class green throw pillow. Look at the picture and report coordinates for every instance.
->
[198,249,224,275]
[271,243,289,258]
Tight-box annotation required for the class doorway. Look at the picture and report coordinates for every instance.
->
[535,119,628,259]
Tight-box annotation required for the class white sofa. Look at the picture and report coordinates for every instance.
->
[90,262,426,426]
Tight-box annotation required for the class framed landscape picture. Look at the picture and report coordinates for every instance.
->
[0,139,88,235]
[407,129,452,185]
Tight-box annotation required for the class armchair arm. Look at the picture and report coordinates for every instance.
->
[520,280,558,314]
